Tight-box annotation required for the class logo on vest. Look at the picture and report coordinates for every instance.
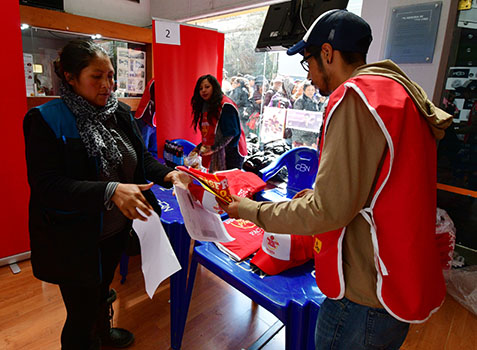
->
[314,237,322,254]
[200,121,210,140]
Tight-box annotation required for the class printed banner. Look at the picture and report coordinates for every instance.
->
[2,1,29,259]
[260,107,287,144]
[286,109,323,132]
[153,22,224,154]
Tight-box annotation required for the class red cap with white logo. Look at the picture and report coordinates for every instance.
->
[250,232,314,275]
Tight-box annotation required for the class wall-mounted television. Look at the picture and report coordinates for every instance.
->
[20,0,64,11]
[255,0,349,52]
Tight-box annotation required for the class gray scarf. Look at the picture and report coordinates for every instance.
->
[61,83,121,177]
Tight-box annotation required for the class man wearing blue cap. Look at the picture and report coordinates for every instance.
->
[221,9,452,349]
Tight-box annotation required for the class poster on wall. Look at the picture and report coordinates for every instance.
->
[444,67,477,91]
[384,2,442,63]
[286,109,323,132]
[444,66,477,122]
[260,107,287,144]
[23,53,34,96]
[116,47,145,94]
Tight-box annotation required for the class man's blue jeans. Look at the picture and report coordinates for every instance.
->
[315,297,410,350]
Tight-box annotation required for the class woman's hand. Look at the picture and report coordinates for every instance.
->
[199,145,213,156]
[164,170,192,189]
[111,183,154,221]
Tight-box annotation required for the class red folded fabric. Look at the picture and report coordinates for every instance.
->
[177,166,266,202]
[215,169,266,198]
[215,219,264,261]
[176,165,232,203]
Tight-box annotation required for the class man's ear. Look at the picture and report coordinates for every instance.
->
[322,43,333,64]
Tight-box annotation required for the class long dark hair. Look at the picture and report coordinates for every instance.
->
[191,74,223,131]
[54,39,109,84]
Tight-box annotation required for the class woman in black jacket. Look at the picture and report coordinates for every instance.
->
[23,40,186,350]
[293,81,319,111]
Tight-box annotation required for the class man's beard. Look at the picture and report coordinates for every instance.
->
[315,54,331,96]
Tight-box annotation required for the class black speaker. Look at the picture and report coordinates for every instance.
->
[20,0,64,11]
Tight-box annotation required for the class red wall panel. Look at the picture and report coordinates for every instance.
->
[153,23,224,154]
[1,2,30,259]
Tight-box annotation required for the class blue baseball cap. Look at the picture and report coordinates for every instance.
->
[287,9,372,56]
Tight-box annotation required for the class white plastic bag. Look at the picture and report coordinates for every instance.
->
[435,208,456,270]
[184,151,202,169]
[444,266,477,317]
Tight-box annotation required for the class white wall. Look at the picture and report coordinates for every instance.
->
[151,0,284,21]
[64,0,152,27]
[362,0,458,102]
[151,0,363,22]
[63,0,362,29]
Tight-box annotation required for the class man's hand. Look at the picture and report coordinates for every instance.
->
[111,183,154,221]
[217,194,243,219]
[293,188,313,199]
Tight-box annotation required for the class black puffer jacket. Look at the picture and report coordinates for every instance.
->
[23,100,173,286]
[294,94,319,111]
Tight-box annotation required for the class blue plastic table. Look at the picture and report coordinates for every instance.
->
[184,242,326,350]
[128,185,324,350]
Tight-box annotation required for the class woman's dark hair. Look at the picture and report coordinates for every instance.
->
[235,77,249,90]
[303,82,314,93]
[54,39,109,84]
[191,74,224,131]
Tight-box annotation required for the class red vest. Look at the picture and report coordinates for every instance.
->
[313,75,446,323]
[200,96,247,168]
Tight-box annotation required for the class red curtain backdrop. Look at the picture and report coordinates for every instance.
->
[153,23,224,155]
[1,2,30,259]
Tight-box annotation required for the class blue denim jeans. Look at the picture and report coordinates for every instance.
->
[315,297,410,350]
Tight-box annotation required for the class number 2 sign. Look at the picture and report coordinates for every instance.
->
[154,19,180,45]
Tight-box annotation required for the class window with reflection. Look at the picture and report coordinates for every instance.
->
[21,27,146,98]
[189,8,324,149]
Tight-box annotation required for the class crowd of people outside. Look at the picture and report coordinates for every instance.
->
[222,71,327,148]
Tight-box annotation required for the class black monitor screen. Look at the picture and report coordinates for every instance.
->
[20,0,64,11]
[256,0,349,52]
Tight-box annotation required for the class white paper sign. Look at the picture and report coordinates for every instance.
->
[174,185,234,243]
[132,210,181,299]
[23,53,35,97]
[154,19,181,45]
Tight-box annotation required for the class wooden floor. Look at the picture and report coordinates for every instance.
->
[0,256,476,350]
